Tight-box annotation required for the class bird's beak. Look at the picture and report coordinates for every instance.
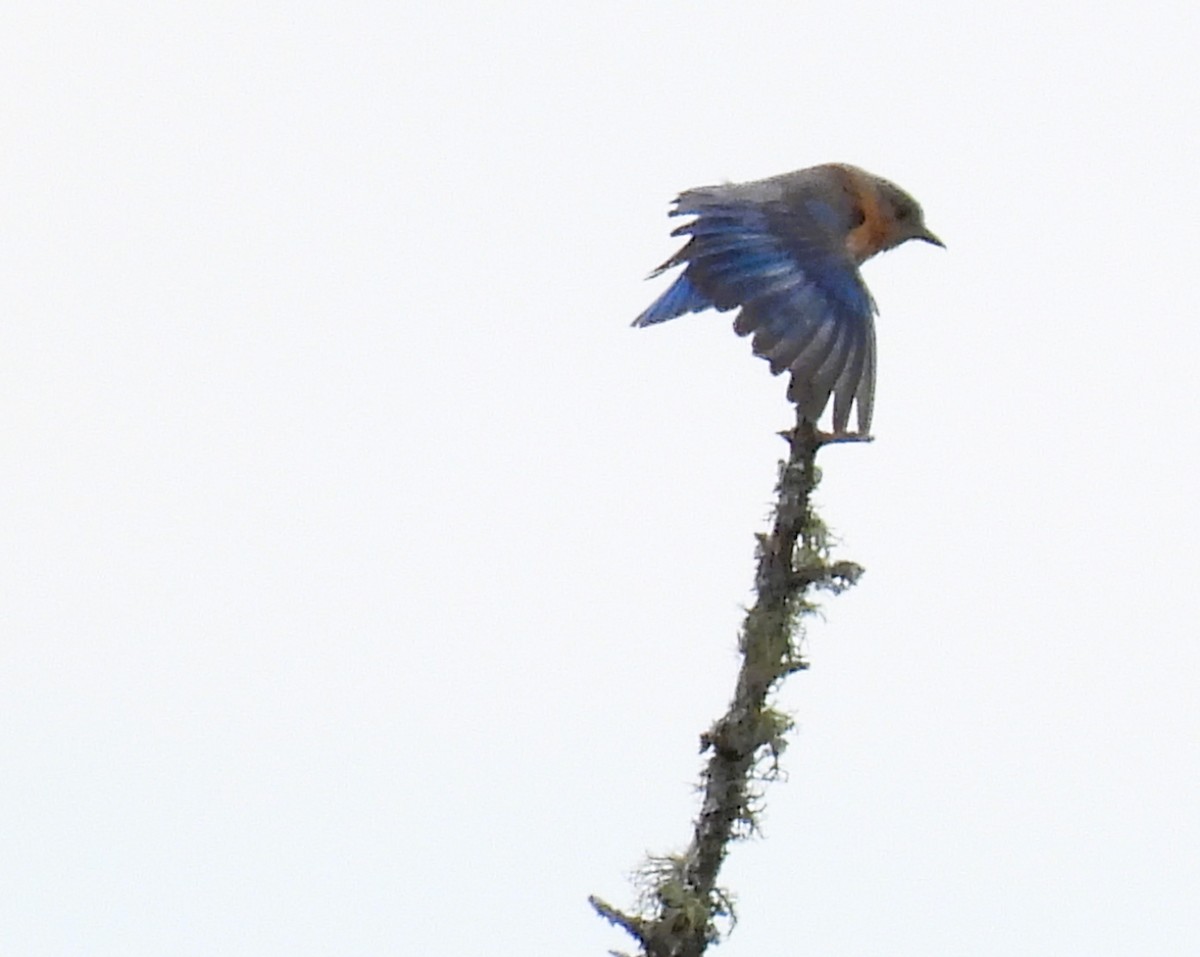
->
[917,228,945,249]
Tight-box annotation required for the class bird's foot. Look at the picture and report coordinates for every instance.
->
[777,427,874,447]
[778,428,875,445]
[814,429,874,446]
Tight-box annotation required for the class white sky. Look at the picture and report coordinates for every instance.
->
[3,3,1198,955]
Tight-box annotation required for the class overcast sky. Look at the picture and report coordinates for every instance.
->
[3,3,1198,955]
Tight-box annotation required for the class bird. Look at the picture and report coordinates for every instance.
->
[633,163,942,438]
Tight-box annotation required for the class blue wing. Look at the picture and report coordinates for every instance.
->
[633,272,713,327]
[634,188,877,433]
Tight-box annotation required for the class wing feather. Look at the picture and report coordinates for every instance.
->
[635,178,879,432]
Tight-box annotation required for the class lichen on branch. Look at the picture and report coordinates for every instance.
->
[591,413,863,957]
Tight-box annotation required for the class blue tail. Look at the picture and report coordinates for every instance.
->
[632,273,713,327]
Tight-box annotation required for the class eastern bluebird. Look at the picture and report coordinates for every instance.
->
[633,163,942,437]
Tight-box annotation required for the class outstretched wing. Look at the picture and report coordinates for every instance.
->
[635,185,877,433]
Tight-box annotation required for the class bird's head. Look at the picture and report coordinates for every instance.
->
[876,179,944,252]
